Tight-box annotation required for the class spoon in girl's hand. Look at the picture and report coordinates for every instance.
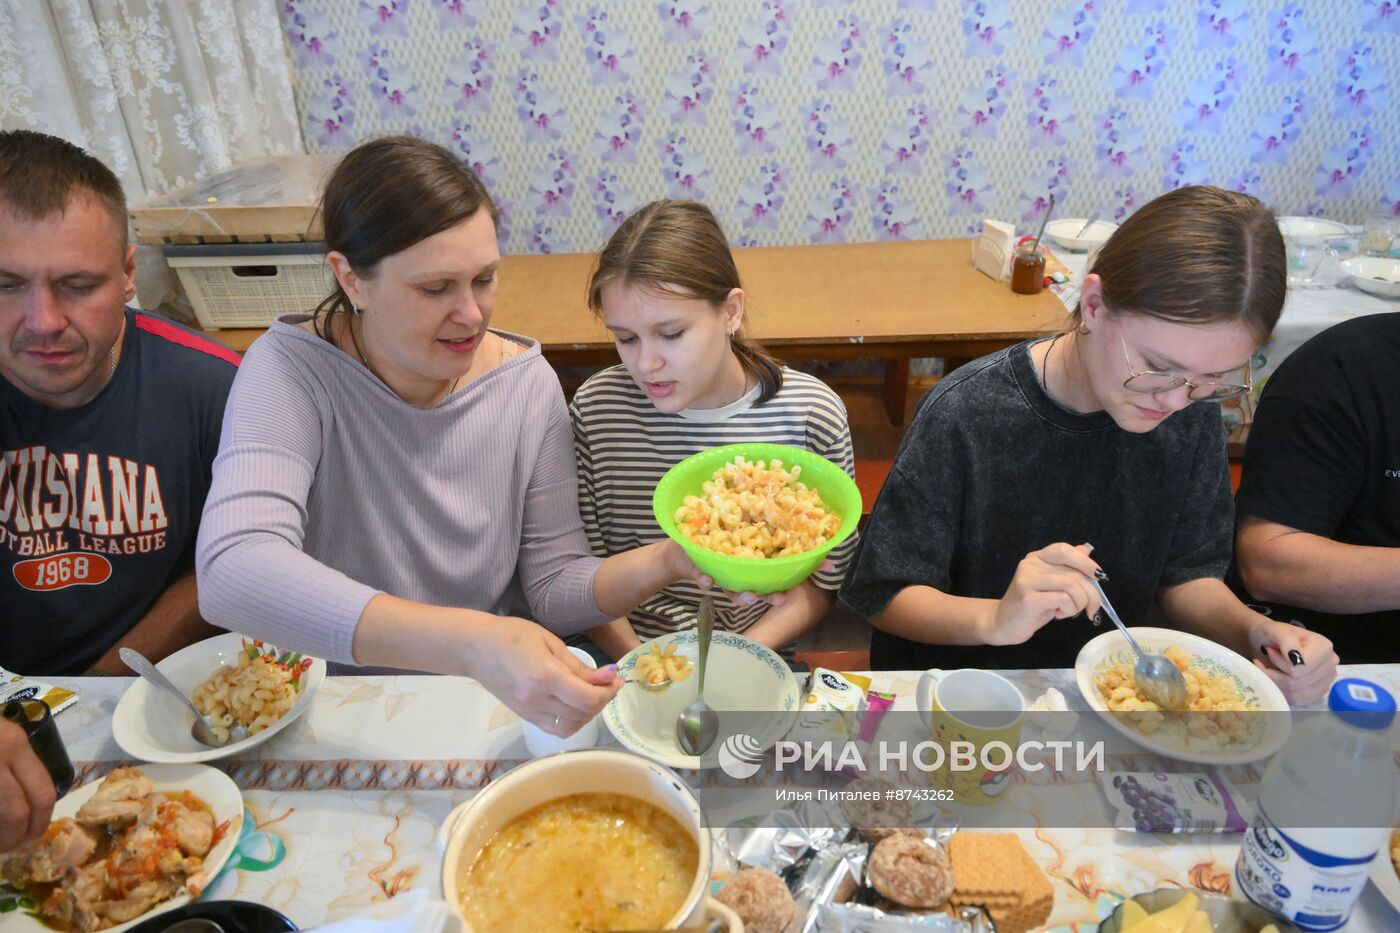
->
[1085,574,1188,711]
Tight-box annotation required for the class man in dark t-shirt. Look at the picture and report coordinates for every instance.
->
[1233,312,1400,663]
[0,130,237,674]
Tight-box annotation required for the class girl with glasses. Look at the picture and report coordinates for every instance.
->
[842,185,1337,703]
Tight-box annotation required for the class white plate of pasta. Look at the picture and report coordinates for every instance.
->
[604,629,800,770]
[112,633,325,763]
[1075,627,1290,765]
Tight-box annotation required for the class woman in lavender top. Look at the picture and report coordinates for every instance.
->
[197,137,736,737]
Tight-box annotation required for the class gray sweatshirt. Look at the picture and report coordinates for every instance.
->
[196,316,607,666]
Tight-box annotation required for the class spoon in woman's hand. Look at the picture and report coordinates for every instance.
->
[622,675,672,692]
[119,647,233,748]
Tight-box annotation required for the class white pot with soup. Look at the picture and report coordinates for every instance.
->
[440,749,743,932]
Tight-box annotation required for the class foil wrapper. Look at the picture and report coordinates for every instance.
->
[724,799,845,877]
[721,797,983,932]
[820,901,994,932]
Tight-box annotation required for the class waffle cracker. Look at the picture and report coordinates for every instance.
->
[948,833,1054,933]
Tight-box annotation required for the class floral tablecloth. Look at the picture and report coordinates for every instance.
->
[43,665,1399,930]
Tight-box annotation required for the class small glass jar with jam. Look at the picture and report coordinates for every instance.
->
[1010,242,1047,295]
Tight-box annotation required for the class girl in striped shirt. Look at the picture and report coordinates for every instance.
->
[571,200,859,659]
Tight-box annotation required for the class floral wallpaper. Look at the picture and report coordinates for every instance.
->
[280,0,1400,254]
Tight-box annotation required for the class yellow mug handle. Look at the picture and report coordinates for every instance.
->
[916,668,945,731]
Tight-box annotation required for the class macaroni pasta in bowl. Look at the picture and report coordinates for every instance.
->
[112,632,326,764]
[1094,645,1254,748]
[634,641,694,686]
[652,443,861,595]
[192,640,311,744]
[1075,627,1290,765]
[674,455,842,559]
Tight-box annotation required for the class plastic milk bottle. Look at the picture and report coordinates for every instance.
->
[1235,678,1396,931]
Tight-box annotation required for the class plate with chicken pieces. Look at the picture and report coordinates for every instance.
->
[0,765,242,932]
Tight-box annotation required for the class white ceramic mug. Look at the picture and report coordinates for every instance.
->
[519,646,601,757]
[438,749,743,931]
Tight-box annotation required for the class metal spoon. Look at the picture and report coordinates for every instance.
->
[119,647,231,748]
[1076,211,1100,238]
[1031,192,1056,252]
[1086,577,1188,711]
[622,675,672,692]
[675,597,719,756]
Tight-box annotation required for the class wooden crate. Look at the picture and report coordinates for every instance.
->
[130,154,337,246]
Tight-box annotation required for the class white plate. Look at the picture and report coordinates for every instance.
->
[1075,627,1290,765]
[1369,839,1400,915]
[0,763,243,932]
[1044,218,1119,252]
[604,629,800,770]
[112,632,324,763]
[1277,215,1351,241]
[1340,256,1400,299]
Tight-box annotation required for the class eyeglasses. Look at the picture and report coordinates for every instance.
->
[1120,336,1252,401]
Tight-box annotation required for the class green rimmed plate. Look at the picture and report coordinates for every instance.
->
[604,629,799,770]
[1075,626,1290,765]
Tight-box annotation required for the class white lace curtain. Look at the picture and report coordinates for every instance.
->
[0,0,305,308]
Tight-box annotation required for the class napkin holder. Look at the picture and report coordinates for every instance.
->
[972,220,1015,281]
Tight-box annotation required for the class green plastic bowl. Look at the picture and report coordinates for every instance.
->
[652,443,861,595]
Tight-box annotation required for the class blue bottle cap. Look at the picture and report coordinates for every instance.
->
[1327,678,1396,730]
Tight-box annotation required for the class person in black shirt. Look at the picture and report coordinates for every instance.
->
[1233,312,1400,663]
[842,185,1337,704]
[0,131,237,674]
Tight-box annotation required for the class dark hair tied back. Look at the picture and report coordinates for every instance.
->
[588,199,784,404]
[313,135,498,334]
[1079,185,1286,343]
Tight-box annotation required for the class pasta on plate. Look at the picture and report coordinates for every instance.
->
[192,640,311,744]
[1094,646,1255,749]
[674,456,841,558]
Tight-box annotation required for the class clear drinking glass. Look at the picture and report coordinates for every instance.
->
[1284,237,1328,285]
[1361,213,1399,256]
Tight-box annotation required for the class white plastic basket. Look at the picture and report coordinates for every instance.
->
[164,243,330,329]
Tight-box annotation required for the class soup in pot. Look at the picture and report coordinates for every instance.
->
[457,791,699,932]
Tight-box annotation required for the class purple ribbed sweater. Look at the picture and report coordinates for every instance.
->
[196,317,607,666]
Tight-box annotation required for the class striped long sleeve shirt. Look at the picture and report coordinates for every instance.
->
[570,365,858,645]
